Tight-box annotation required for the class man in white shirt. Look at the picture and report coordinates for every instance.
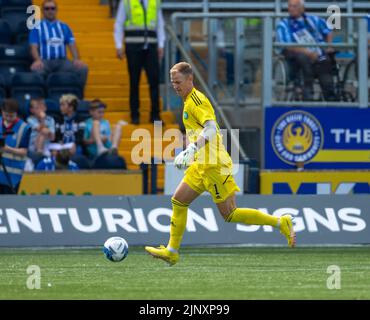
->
[114,0,165,124]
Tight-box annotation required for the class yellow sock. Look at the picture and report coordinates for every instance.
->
[168,197,189,251]
[227,208,279,227]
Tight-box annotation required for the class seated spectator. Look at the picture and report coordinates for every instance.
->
[276,0,336,101]
[27,98,55,159]
[83,99,127,158]
[29,0,88,92]
[52,94,85,157]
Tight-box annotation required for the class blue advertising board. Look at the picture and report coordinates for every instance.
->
[264,107,370,169]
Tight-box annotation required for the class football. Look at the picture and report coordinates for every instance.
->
[103,237,129,262]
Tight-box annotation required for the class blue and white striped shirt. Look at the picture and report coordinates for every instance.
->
[276,14,331,57]
[29,19,75,60]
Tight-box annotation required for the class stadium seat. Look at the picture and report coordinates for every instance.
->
[45,98,59,113]
[17,98,31,119]
[44,98,60,118]
[1,0,32,7]
[77,100,91,120]
[10,72,46,111]
[47,72,83,100]
[92,153,127,170]
[0,62,29,88]
[0,75,5,90]
[47,72,81,88]
[11,72,45,88]
[1,8,28,35]
[0,44,31,62]
[0,87,6,99]
[0,19,12,45]
[48,88,83,101]
[77,100,91,113]
[11,87,45,102]
[70,154,91,169]
[0,71,6,98]
[14,19,28,45]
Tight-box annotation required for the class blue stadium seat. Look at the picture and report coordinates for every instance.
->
[77,100,91,120]
[0,44,30,62]
[44,98,61,118]
[0,19,12,44]
[78,100,91,113]
[11,72,44,88]
[11,87,45,102]
[47,72,82,88]
[11,88,44,120]
[0,75,5,89]
[1,8,28,35]
[48,88,83,101]
[45,99,59,113]
[1,0,32,7]
[10,72,45,113]
[0,87,6,99]
[0,62,29,88]
[70,154,91,170]
[18,98,31,118]
[47,72,83,100]
[0,73,6,99]
[92,153,127,170]
[14,19,28,45]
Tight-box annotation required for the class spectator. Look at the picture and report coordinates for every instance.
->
[27,98,55,159]
[276,0,336,101]
[114,0,165,124]
[52,94,85,156]
[29,0,88,93]
[0,99,31,194]
[83,99,127,158]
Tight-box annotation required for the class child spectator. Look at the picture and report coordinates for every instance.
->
[52,94,85,156]
[27,98,55,158]
[83,99,127,158]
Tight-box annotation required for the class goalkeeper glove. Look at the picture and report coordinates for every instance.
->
[174,143,197,169]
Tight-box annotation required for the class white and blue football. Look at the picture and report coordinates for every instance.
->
[103,237,129,262]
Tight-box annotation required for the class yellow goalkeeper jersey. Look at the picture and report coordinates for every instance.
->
[182,87,232,170]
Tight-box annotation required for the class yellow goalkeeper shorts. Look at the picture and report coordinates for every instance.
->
[182,161,240,203]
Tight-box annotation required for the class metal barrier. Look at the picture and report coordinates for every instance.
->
[166,12,368,109]
[162,0,370,12]
[164,24,250,161]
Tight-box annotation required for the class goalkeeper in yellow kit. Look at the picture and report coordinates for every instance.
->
[145,62,296,265]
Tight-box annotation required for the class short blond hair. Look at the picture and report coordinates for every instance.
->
[60,94,79,111]
[170,62,193,77]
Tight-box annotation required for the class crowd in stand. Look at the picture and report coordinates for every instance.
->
[0,0,132,194]
[0,95,127,192]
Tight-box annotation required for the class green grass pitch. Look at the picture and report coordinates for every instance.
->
[0,247,369,299]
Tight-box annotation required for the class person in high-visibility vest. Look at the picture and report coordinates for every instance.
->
[0,99,31,194]
[114,0,165,124]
